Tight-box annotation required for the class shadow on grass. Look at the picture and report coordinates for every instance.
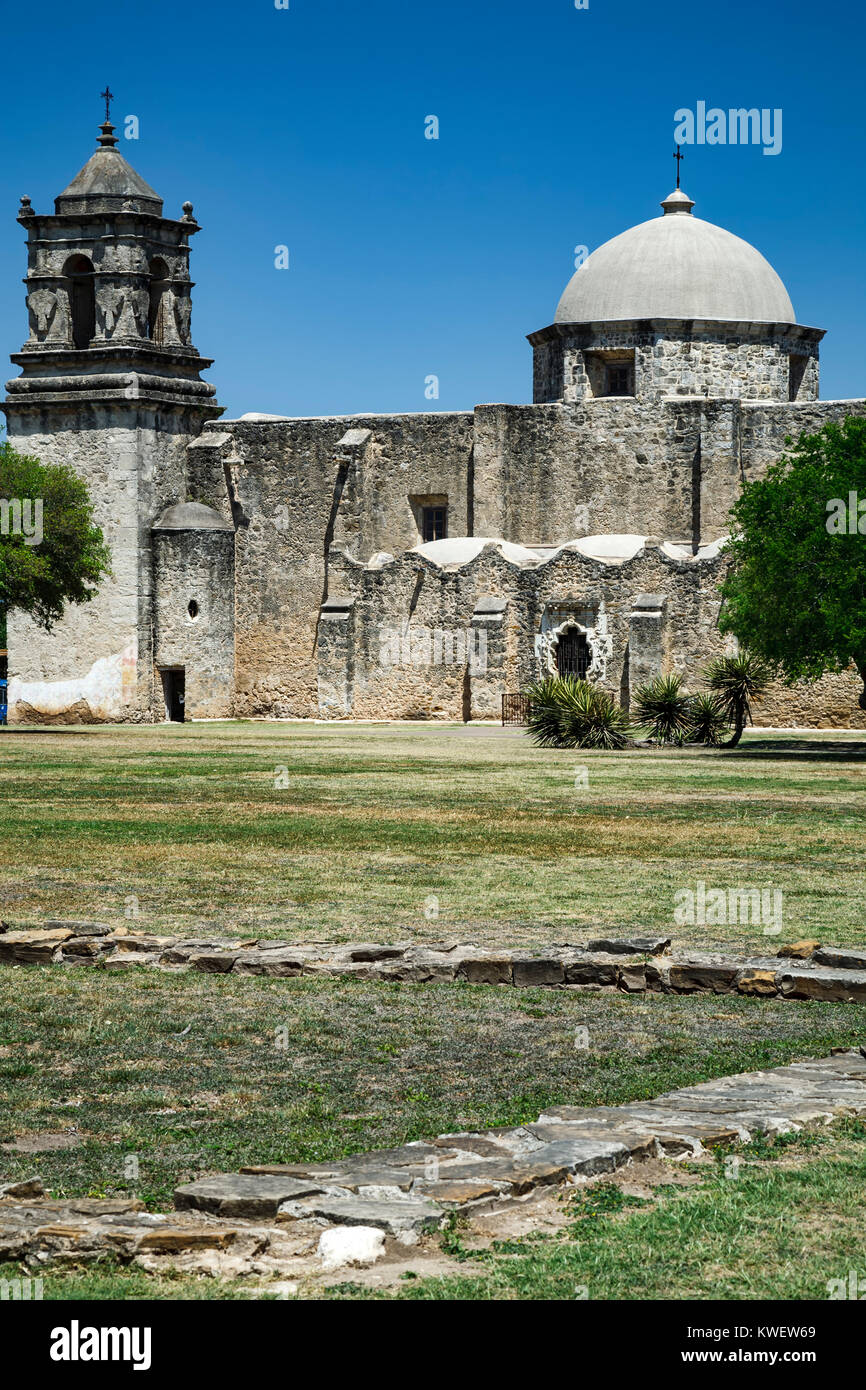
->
[730,738,866,761]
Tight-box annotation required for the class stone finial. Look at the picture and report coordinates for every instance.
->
[97,120,118,149]
[18,195,33,218]
[182,201,195,221]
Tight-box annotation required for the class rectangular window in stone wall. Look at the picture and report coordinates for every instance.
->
[422,505,448,542]
[606,363,633,396]
[584,349,636,398]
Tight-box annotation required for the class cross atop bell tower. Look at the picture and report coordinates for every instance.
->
[98,86,118,147]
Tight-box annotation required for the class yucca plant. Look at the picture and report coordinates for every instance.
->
[703,651,773,747]
[523,676,568,747]
[524,676,630,750]
[633,673,692,745]
[686,692,731,746]
[556,678,631,750]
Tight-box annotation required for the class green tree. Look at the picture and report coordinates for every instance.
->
[0,441,110,650]
[719,416,866,711]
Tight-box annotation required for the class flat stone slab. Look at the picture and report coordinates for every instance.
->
[157,1049,866,1239]
[814,947,866,971]
[174,1174,324,1218]
[231,948,308,977]
[43,920,113,936]
[0,929,73,963]
[585,937,671,956]
[778,968,866,1002]
[280,1194,444,1236]
[413,1179,506,1205]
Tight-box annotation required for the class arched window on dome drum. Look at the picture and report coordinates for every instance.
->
[63,255,95,350]
[148,258,171,344]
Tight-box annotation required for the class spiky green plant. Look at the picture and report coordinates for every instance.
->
[524,677,631,750]
[556,678,631,750]
[703,651,773,747]
[633,673,692,745]
[523,676,568,747]
[686,692,731,747]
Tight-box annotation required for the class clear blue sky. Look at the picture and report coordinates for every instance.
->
[1,0,863,418]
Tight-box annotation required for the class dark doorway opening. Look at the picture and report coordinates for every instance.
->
[161,669,185,722]
[555,630,590,679]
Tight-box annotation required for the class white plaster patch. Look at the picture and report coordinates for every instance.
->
[412,536,542,569]
[9,641,136,719]
[236,412,291,422]
[570,534,647,561]
[662,536,728,560]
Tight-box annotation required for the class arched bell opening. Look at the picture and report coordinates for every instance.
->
[148,257,172,343]
[63,254,95,349]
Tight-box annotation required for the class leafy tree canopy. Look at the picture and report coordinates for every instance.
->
[719,416,866,707]
[0,441,111,638]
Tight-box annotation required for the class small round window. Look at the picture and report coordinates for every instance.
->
[188,600,200,620]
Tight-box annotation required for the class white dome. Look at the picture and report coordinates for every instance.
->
[556,189,796,325]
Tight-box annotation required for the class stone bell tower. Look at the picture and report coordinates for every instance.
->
[1,99,222,722]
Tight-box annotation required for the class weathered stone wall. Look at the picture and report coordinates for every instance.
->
[738,399,866,480]
[472,400,711,546]
[152,528,235,719]
[196,393,866,728]
[322,541,729,720]
[196,413,474,718]
[752,670,866,729]
[530,320,822,405]
[319,539,866,728]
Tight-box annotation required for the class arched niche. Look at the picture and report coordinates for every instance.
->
[147,257,172,343]
[63,254,95,349]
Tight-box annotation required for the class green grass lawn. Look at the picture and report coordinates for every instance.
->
[1,722,865,1301]
[0,721,864,950]
[1,964,865,1209]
